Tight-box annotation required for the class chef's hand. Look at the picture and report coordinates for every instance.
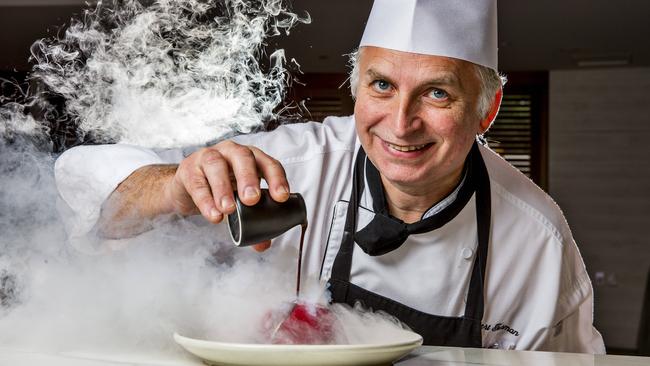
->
[163,140,289,251]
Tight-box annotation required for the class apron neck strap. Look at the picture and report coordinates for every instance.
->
[330,142,491,322]
[463,142,491,320]
[330,147,367,280]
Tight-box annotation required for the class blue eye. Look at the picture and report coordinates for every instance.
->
[429,89,448,100]
[373,80,391,91]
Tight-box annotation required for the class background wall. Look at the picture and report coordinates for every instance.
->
[549,68,650,349]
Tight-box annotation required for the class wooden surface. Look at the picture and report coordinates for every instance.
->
[549,67,650,349]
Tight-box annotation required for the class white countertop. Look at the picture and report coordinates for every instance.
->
[397,346,650,366]
[0,348,200,366]
[2,346,649,366]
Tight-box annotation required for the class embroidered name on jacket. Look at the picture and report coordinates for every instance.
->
[481,323,520,337]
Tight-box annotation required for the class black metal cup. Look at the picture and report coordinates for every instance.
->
[227,189,307,247]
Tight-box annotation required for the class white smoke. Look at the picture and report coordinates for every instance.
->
[0,101,305,357]
[0,0,415,361]
[30,0,309,148]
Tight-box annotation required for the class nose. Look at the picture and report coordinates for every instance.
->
[391,95,420,138]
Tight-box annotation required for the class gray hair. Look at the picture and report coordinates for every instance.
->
[347,48,506,123]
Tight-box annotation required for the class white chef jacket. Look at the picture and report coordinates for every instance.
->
[54,115,605,353]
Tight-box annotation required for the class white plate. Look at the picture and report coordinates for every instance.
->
[173,330,423,366]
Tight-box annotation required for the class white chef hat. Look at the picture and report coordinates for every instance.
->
[359,0,498,70]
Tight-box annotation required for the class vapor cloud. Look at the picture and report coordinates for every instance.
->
[0,0,412,360]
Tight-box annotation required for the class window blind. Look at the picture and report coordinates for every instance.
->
[485,93,534,178]
[302,96,346,122]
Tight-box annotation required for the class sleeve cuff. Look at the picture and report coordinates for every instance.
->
[54,144,169,252]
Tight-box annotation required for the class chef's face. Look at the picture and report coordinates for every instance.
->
[354,47,487,191]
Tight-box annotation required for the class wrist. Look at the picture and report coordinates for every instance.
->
[140,164,178,217]
[130,165,177,218]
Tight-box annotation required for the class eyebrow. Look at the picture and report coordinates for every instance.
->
[365,69,396,86]
[365,68,463,90]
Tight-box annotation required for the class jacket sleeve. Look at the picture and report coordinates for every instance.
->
[540,237,606,354]
[54,144,183,253]
[541,279,606,353]
[53,117,354,254]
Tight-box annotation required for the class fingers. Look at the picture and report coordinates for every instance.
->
[220,142,262,206]
[178,162,223,223]
[170,140,291,225]
[200,149,236,215]
[250,146,290,203]
[252,240,272,252]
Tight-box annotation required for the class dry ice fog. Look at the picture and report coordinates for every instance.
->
[0,0,409,357]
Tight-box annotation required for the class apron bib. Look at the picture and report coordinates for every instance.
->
[328,143,491,347]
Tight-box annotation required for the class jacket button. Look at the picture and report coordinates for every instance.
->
[462,247,474,260]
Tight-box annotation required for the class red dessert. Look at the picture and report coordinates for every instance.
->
[263,302,337,344]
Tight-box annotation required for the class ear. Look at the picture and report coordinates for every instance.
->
[479,87,503,133]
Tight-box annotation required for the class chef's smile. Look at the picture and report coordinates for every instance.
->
[382,139,433,157]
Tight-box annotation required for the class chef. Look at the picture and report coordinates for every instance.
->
[55,0,605,352]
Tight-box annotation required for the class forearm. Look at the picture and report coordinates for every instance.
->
[96,164,178,239]
[91,139,290,241]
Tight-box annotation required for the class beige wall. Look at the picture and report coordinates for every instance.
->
[549,68,650,349]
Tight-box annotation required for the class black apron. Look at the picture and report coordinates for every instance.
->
[327,142,491,347]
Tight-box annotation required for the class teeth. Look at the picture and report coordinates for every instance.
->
[387,143,428,152]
